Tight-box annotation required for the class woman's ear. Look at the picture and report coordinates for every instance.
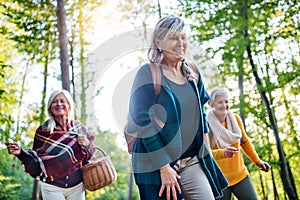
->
[155,37,161,50]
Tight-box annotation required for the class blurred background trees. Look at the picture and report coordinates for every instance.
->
[0,0,299,199]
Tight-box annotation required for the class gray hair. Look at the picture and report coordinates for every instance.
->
[47,89,75,132]
[148,15,186,63]
[208,87,229,107]
[148,15,196,80]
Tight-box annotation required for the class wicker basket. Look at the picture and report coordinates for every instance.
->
[81,146,117,191]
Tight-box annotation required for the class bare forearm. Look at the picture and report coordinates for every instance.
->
[204,133,210,150]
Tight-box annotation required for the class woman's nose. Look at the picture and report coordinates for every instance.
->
[177,37,184,44]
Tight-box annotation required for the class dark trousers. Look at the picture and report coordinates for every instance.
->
[137,184,183,200]
[218,176,258,200]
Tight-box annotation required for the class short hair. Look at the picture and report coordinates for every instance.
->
[148,15,186,63]
[208,87,229,107]
[47,89,75,132]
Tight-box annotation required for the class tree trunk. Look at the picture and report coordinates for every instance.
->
[40,33,50,123]
[40,61,48,121]
[16,58,30,141]
[32,178,39,200]
[78,7,87,123]
[259,171,267,200]
[237,0,246,128]
[56,0,70,91]
[157,0,162,18]
[237,56,246,128]
[238,0,298,198]
[69,28,75,103]
[274,64,300,150]
[246,45,298,200]
[271,167,280,200]
[127,166,133,200]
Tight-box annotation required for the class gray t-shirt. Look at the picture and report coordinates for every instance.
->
[164,77,200,158]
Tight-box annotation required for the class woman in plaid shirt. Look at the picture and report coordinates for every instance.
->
[6,89,95,200]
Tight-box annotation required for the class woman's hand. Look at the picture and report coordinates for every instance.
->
[159,164,181,200]
[5,142,21,155]
[256,160,271,172]
[77,134,89,148]
[224,146,239,158]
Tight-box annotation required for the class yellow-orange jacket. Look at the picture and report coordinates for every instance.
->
[211,114,260,186]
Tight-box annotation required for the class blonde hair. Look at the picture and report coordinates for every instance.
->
[208,87,229,107]
[47,89,75,133]
[148,15,197,80]
[148,15,185,63]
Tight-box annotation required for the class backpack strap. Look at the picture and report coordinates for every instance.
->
[149,62,199,95]
[124,63,162,154]
[149,63,162,96]
[186,62,199,84]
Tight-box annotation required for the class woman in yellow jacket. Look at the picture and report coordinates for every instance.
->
[207,87,271,200]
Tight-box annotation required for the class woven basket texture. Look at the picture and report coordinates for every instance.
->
[81,146,117,191]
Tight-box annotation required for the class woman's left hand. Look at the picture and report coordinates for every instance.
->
[256,160,271,172]
[159,164,181,200]
[77,134,89,148]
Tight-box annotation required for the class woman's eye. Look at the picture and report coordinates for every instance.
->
[52,99,66,104]
[169,36,187,41]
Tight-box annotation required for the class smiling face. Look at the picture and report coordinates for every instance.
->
[155,30,188,62]
[50,93,70,119]
[211,95,230,122]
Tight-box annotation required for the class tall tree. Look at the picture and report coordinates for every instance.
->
[57,0,70,91]
[68,0,104,123]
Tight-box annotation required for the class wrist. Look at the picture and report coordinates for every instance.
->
[160,164,170,171]
[255,160,262,166]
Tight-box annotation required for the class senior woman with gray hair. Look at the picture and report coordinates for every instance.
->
[126,15,228,200]
[6,89,95,200]
[207,87,271,200]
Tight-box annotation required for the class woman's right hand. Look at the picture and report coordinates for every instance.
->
[159,164,181,200]
[5,142,21,155]
[224,146,238,158]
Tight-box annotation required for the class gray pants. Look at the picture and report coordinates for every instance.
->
[218,176,258,200]
[176,156,214,200]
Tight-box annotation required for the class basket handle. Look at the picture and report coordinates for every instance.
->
[80,146,107,168]
[92,146,107,158]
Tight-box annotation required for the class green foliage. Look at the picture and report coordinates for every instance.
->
[0,149,34,200]
[0,31,19,143]
[0,1,57,61]
[0,0,58,144]
[1,0,299,199]
[0,176,21,200]
[117,0,160,26]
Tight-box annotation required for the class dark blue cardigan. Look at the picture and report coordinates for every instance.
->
[128,64,228,198]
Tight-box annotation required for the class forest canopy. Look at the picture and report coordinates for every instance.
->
[0,0,299,199]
